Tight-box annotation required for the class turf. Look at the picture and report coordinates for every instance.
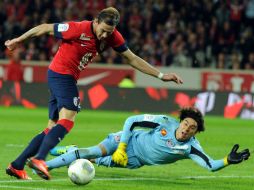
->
[0,106,253,190]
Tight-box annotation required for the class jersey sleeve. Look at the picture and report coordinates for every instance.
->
[187,141,227,172]
[120,114,168,144]
[106,29,128,53]
[54,22,82,40]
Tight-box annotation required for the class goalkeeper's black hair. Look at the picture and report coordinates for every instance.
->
[179,107,205,132]
[97,7,120,26]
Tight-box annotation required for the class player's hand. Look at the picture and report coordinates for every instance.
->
[5,38,21,51]
[161,73,183,84]
[226,144,250,165]
[112,142,128,167]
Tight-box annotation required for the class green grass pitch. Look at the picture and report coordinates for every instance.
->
[0,106,253,190]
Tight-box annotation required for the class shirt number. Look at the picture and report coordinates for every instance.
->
[78,53,92,71]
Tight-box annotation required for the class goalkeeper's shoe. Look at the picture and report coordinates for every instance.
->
[27,158,50,180]
[49,145,77,156]
[6,164,31,180]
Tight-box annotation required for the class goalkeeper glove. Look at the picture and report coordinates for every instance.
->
[224,144,250,165]
[112,142,128,167]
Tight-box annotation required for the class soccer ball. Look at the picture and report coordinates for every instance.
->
[68,159,95,185]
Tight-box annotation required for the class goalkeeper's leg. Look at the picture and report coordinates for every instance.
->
[46,145,103,169]
[46,131,121,169]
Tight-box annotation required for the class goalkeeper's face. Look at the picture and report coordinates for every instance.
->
[176,117,198,141]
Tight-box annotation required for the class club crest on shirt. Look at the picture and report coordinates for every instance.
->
[114,135,120,142]
[80,33,91,41]
[166,139,175,148]
[73,97,80,107]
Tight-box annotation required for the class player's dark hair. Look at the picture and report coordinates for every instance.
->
[97,7,120,26]
[179,107,205,132]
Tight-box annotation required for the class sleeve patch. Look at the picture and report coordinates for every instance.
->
[57,24,69,32]
[143,114,155,121]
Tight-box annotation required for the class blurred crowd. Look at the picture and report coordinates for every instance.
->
[1,0,254,70]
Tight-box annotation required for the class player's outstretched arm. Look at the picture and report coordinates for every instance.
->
[5,24,54,51]
[120,49,183,84]
[224,144,250,165]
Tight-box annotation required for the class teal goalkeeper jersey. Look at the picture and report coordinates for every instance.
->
[120,114,226,171]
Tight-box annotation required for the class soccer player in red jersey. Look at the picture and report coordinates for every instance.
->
[5,7,183,180]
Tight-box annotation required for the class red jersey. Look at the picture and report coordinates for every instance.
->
[49,21,127,80]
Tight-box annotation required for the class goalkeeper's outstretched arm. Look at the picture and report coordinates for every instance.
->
[119,114,163,144]
[188,144,250,172]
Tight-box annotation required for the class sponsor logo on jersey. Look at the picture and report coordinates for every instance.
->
[171,145,189,150]
[80,33,91,41]
[57,24,69,32]
[173,150,185,155]
[160,128,167,136]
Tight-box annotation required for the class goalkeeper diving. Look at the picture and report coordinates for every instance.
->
[47,107,250,172]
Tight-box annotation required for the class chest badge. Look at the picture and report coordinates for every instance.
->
[160,128,167,136]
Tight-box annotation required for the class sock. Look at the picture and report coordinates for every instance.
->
[36,119,74,160]
[46,146,102,169]
[11,128,50,170]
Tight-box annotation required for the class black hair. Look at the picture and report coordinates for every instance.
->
[179,107,205,132]
[97,7,120,26]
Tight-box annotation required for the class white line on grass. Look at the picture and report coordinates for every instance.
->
[1,176,254,184]
[0,179,65,183]
[181,175,254,179]
[5,144,25,148]
[0,185,58,190]
[95,176,254,181]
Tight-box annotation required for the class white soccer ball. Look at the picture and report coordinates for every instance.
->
[68,159,95,185]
